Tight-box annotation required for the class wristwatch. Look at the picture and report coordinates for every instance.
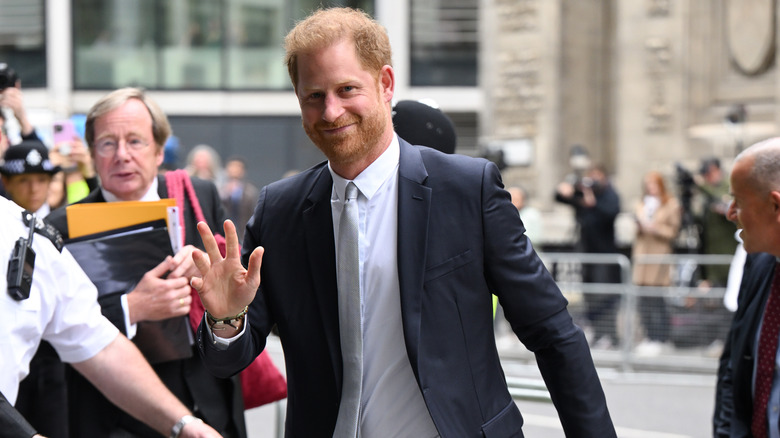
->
[170,415,203,438]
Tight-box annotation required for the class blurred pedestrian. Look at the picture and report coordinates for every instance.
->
[220,156,258,241]
[695,157,738,287]
[0,78,43,198]
[508,185,543,244]
[632,170,681,356]
[555,163,622,349]
[186,143,224,185]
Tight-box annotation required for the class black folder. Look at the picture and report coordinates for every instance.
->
[64,221,192,364]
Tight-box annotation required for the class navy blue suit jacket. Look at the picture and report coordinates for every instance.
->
[198,139,615,437]
[715,252,777,437]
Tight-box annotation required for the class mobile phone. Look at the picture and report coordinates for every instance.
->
[53,120,78,154]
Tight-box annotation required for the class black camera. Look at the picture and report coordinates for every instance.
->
[0,63,19,91]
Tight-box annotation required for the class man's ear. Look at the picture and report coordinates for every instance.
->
[771,190,780,219]
[379,65,395,103]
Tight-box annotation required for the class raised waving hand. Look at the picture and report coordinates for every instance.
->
[190,220,264,336]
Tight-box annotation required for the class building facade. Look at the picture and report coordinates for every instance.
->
[2,0,778,243]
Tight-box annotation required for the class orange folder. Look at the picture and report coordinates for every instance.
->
[66,199,177,239]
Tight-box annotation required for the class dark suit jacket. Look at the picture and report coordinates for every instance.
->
[198,140,615,437]
[714,252,777,437]
[47,174,246,438]
[0,391,36,438]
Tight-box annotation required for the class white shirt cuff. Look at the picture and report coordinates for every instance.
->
[205,313,247,350]
[121,294,137,339]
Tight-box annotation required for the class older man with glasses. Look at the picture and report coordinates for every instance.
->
[45,88,246,438]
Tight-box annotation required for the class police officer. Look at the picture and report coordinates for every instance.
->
[0,195,221,438]
[0,140,60,215]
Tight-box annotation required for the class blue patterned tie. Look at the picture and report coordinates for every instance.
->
[333,182,362,437]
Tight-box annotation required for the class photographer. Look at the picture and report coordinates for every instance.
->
[0,64,40,143]
[0,64,42,200]
[694,158,737,287]
[555,162,622,349]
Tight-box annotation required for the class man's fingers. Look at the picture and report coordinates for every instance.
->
[223,219,241,259]
[149,256,174,277]
[191,249,210,277]
[245,246,265,288]
[196,221,222,261]
[190,276,203,291]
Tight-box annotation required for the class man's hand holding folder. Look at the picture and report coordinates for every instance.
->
[63,219,194,364]
[126,255,191,324]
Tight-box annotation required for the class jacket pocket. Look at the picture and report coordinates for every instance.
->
[481,400,524,437]
[424,249,474,283]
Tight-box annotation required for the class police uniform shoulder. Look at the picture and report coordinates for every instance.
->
[21,211,64,252]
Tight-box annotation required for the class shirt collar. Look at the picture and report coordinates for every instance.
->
[34,203,51,217]
[101,177,160,203]
[329,134,400,202]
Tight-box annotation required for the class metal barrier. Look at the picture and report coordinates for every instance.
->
[520,251,735,373]
[506,377,551,402]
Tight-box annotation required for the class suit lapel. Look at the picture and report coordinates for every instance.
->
[396,140,431,372]
[303,167,343,384]
[157,175,168,198]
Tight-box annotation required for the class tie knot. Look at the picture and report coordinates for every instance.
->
[345,182,358,201]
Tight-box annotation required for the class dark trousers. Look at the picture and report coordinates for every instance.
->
[15,341,68,438]
[582,263,621,340]
[639,295,670,342]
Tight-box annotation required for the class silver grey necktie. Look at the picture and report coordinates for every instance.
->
[333,182,362,438]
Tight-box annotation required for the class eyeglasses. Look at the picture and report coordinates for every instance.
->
[94,137,150,157]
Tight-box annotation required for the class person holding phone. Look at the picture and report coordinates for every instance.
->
[0,79,42,199]
[49,122,98,208]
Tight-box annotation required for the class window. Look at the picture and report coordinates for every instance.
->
[410,0,478,86]
[73,0,373,90]
[0,0,46,88]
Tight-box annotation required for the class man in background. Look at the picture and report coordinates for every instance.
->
[46,88,245,438]
[220,157,258,241]
[714,138,780,437]
[555,163,622,349]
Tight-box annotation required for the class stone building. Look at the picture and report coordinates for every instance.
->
[481,0,778,245]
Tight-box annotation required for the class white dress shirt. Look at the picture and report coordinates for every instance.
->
[102,178,161,339]
[329,135,438,437]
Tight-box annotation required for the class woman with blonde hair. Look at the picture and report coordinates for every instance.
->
[633,170,682,356]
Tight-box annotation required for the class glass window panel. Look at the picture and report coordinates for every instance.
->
[410,0,478,86]
[74,0,159,89]
[160,0,223,89]
[73,0,374,90]
[0,0,46,88]
[225,0,374,90]
[225,0,286,89]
